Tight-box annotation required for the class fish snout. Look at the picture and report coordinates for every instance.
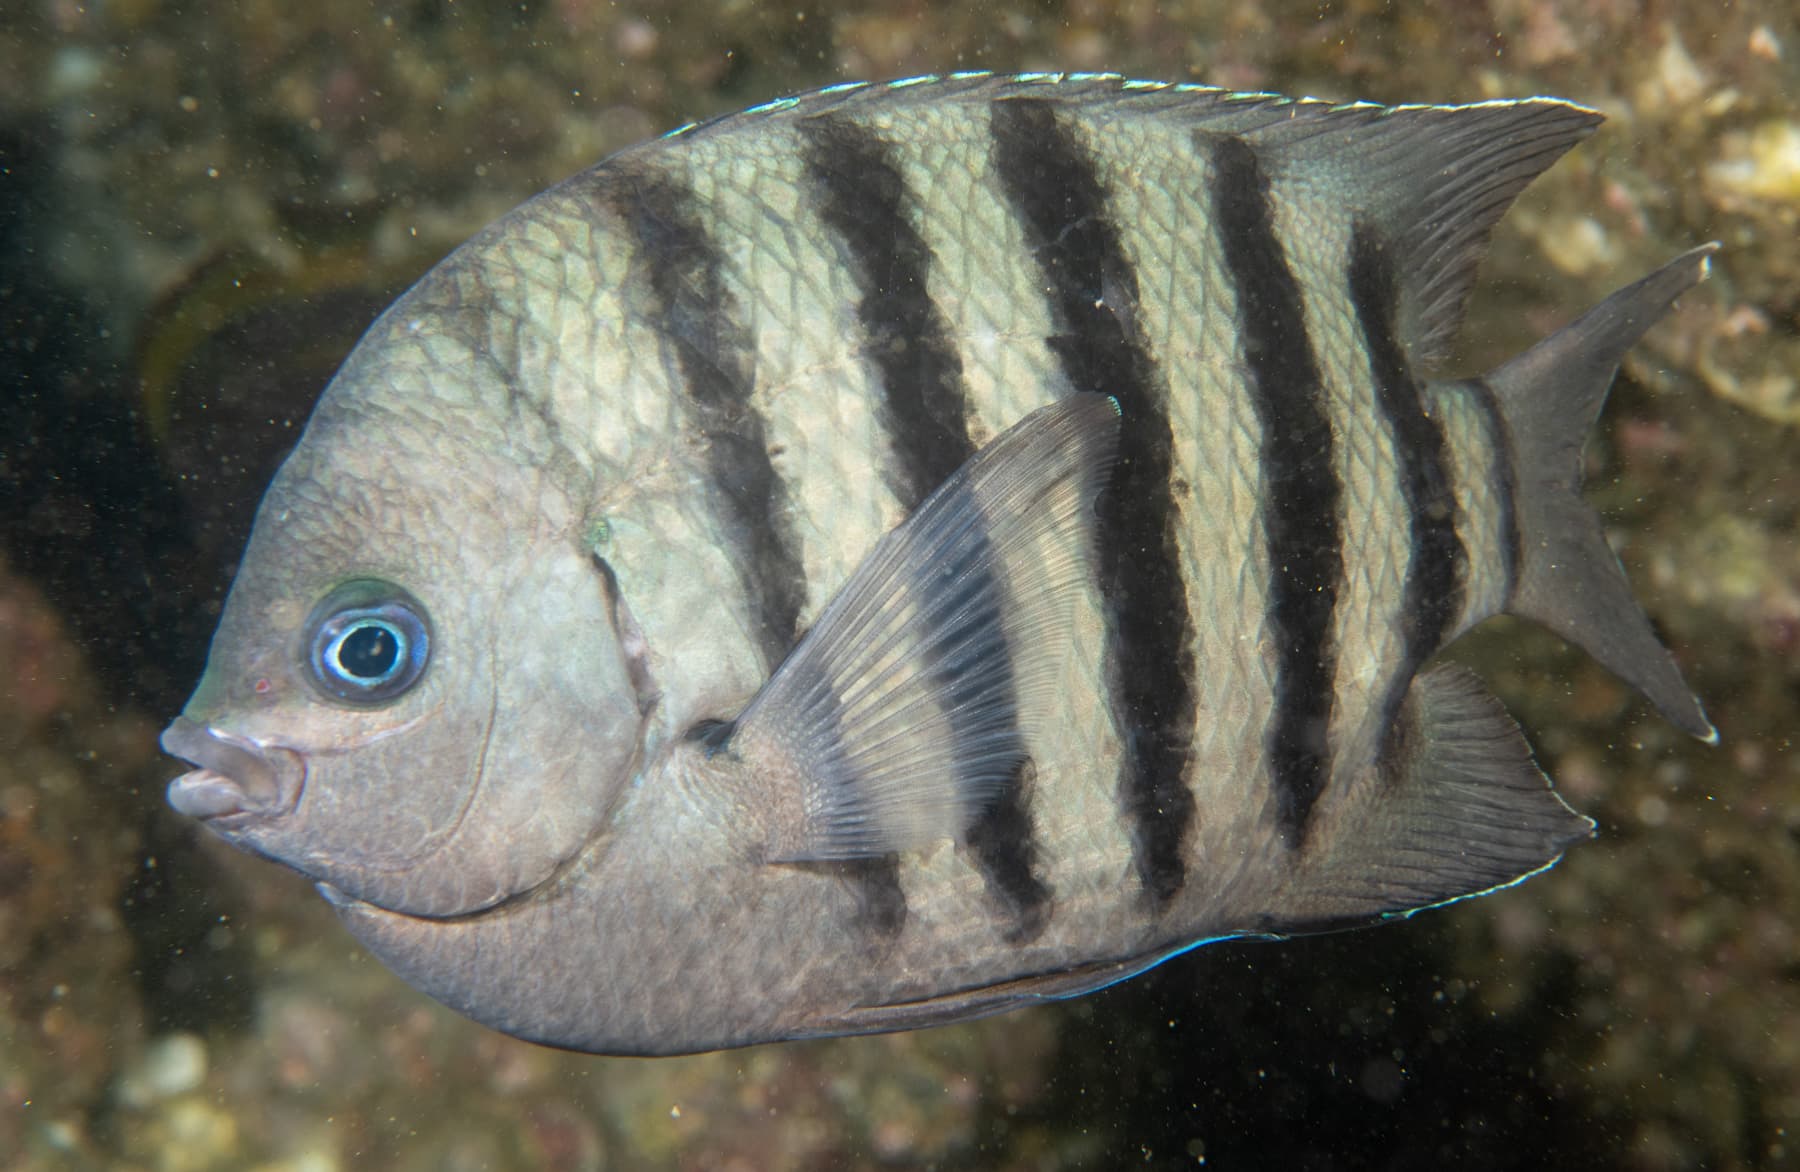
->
[161,716,304,821]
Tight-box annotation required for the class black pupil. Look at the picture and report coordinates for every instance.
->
[338,623,401,680]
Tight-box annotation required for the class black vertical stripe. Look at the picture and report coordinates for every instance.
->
[992,97,1197,908]
[1205,133,1343,850]
[1466,378,1522,606]
[798,113,971,498]
[800,114,1051,940]
[794,662,911,938]
[593,165,805,669]
[1349,224,1467,705]
[962,760,1053,943]
[920,480,1049,942]
[841,855,908,939]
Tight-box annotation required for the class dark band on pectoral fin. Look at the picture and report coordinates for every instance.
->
[992,96,1198,908]
[732,395,1119,866]
[921,526,1054,942]
[1206,131,1343,849]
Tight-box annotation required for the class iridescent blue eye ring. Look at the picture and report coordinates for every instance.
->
[304,581,431,705]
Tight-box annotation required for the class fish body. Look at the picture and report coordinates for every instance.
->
[161,74,1713,1056]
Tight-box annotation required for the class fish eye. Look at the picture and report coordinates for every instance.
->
[304,581,431,705]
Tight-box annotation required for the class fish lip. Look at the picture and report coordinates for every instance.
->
[161,715,305,824]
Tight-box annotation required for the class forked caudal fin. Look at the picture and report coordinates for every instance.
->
[1486,244,1718,741]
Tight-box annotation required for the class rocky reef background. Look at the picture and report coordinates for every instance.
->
[2,1,1796,1169]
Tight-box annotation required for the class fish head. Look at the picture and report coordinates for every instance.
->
[162,353,649,918]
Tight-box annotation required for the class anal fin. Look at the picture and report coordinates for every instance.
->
[1259,665,1594,933]
[790,947,1191,1040]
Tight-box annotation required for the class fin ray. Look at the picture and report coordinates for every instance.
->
[1250,100,1604,365]
[731,394,1120,861]
[1488,245,1718,740]
[1252,665,1595,931]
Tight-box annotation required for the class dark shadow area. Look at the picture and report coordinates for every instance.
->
[1011,925,1614,1170]
[1,117,258,1035]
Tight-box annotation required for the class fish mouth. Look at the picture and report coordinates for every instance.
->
[161,715,305,823]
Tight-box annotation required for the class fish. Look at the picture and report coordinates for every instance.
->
[159,72,1717,1057]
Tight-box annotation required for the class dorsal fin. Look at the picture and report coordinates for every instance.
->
[652,73,1596,372]
[1242,98,1603,366]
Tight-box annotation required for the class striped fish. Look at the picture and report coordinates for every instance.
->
[160,74,1716,1056]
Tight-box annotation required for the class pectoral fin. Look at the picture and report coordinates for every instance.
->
[727,393,1120,861]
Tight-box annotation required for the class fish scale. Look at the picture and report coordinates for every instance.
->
[1205,130,1347,848]
[1075,128,1278,892]
[686,113,1071,939]
[690,147,902,640]
[1315,264,1416,789]
[1435,383,1515,636]
[793,98,1143,937]
[160,74,1718,1055]
[805,114,1055,939]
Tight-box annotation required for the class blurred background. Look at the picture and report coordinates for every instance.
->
[1,1,1796,1168]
